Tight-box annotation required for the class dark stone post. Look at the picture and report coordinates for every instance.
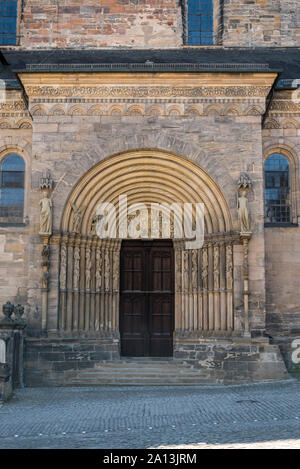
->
[0,302,27,401]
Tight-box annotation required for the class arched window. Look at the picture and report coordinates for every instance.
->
[186,0,214,45]
[0,154,25,220]
[264,154,291,224]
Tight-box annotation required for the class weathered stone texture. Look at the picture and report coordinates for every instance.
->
[173,338,289,383]
[10,0,300,49]
[223,0,300,47]
[20,0,183,48]
[263,112,300,339]
[24,338,120,386]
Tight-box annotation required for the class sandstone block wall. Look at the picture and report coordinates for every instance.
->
[20,0,183,48]
[9,0,300,49]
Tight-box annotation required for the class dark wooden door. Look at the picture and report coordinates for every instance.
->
[120,240,174,357]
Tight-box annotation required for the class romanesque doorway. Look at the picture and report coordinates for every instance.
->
[119,240,174,357]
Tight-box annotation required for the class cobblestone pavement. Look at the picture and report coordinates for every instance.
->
[1,380,300,449]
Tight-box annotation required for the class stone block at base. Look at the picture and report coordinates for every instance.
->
[174,338,290,384]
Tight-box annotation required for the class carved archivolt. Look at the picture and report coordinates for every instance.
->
[87,104,103,116]
[223,105,241,116]
[69,105,87,116]
[263,118,280,129]
[282,118,298,129]
[31,104,48,116]
[16,119,33,129]
[127,105,144,116]
[61,149,233,236]
[205,104,221,116]
[246,105,265,116]
[50,105,66,116]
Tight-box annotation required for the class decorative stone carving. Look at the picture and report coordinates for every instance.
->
[14,304,25,321]
[226,245,233,290]
[60,245,67,290]
[71,203,86,234]
[42,245,50,258]
[213,245,220,290]
[85,248,91,290]
[95,248,102,290]
[104,251,110,291]
[202,248,208,290]
[91,213,100,234]
[39,191,52,235]
[2,302,14,321]
[238,173,252,191]
[191,250,198,290]
[26,85,272,99]
[73,247,80,290]
[40,171,53,191]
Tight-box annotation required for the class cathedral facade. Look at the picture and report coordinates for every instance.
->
[0,0,300,385]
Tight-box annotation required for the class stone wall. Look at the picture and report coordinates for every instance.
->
[174,337,289,383]
[0,99,32,316]
[11,0,300,49]
[263,97,300,338]
[20,0,183,48]
[24,337,120,386]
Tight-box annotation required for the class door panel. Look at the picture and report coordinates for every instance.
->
[120,240,174,357]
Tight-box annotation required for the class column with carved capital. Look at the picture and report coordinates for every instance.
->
[213,244,220,330]
[39,171,53,331]
[173,240,183,332]
[58,235,68,332]
[72,236,81,332]
[202,244,209,331]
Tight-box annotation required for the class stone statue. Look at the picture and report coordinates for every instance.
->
[39,191,52,235]
[238,191,251,234]
[71,202,86,234]
[202,248,208,289]
[213,246,220,290]
[95,249,102,290]
[226,245,233,290]
[73,247,80,289]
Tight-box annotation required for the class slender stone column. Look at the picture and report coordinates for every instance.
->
[241,234,251,336]
[59,235,68,331]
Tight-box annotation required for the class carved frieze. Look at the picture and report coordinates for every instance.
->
[26,85,272,99]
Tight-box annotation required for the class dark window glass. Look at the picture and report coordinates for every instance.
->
[0,154,25,219]
[265,154,291,224]
[187,0,214,45]
[0,0,18,45]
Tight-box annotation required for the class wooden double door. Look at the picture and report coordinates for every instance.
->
[120,240,174,357]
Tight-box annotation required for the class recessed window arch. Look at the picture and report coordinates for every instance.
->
[183,0,223,45]
[0,153,25,220]
[264,153,291,225]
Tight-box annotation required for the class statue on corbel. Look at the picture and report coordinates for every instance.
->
[237,173,252,236]
[38,170,54,330]
[39,171,53,236]
[237,173,252,337]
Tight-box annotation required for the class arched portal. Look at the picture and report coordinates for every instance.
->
[58,149,237,345]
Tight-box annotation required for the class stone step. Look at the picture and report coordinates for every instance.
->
[76,370,203,378]
[67,377,214,385]
[61,358,212,385]
[93,363,192,371]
